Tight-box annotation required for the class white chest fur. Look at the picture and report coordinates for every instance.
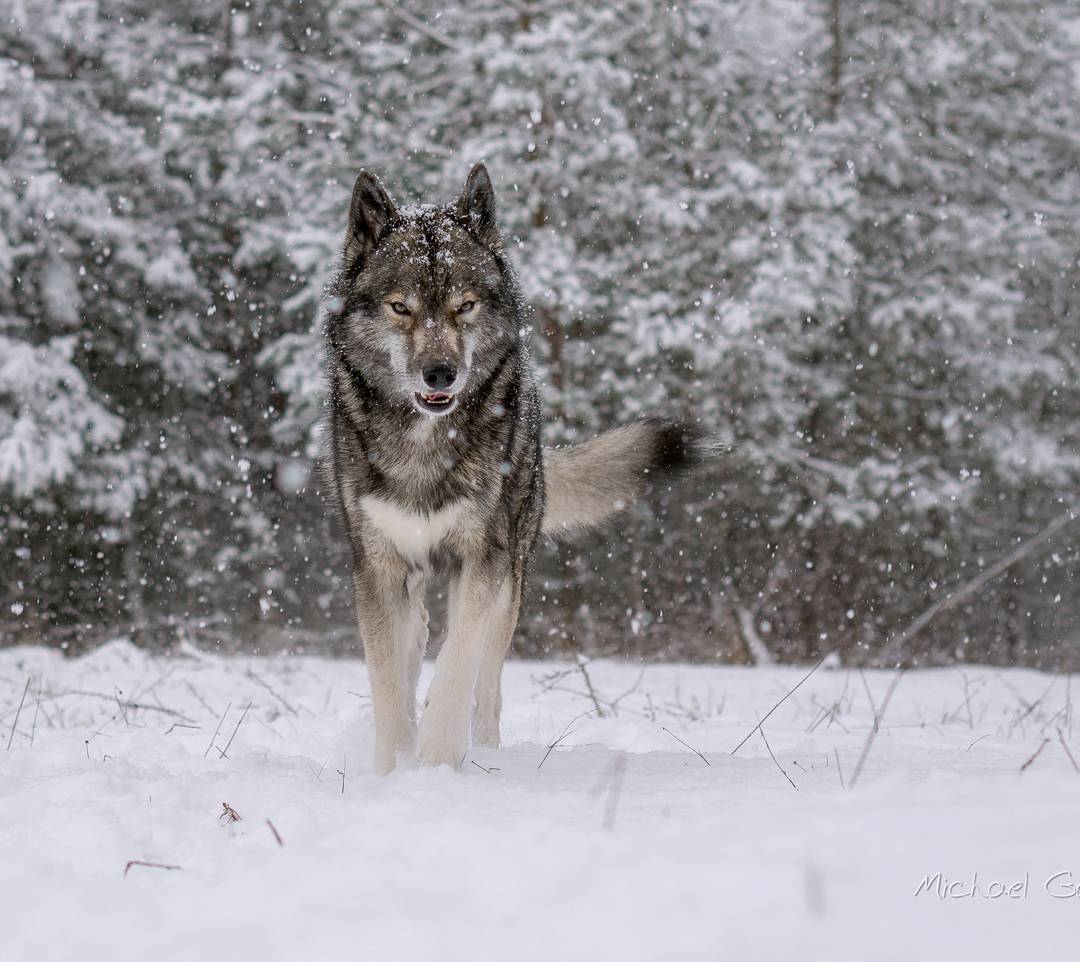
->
[359,495,466,562]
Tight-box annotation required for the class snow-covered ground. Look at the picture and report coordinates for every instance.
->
[2,640,1078,961]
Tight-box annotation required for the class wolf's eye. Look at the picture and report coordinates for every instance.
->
[457,301,476,315]
[389,301,410,316]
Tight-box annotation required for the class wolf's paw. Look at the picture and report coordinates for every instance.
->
[373,747,398,776]
[417,718,467,769]
[372,718,415,776]
[471,710,500,749]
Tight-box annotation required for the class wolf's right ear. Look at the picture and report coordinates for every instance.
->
[346,170,397,264]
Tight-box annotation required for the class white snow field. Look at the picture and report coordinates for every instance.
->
[2,640,1078,961]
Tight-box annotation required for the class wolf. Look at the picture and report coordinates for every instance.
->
[324,163,716,773]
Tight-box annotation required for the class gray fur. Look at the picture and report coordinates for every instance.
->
[324,164,714,772]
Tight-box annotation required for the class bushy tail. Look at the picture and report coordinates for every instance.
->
[541,417,724,537]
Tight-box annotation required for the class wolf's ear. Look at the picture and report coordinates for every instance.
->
[455,163,500,249]
[346,170,397,264]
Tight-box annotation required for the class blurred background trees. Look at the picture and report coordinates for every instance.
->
[1,0,1078,666]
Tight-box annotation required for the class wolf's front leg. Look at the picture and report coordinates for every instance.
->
[418,562,513,767]
[353,566,425,774]
[472,572,522,748]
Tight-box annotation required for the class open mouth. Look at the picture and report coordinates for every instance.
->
[414,391,457,415]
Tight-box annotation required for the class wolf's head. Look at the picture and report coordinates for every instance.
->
[327,163,522,419]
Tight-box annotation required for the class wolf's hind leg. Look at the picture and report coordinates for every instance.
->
[473,572,522,748]
[418,563,513,767]
[354,565,419,775]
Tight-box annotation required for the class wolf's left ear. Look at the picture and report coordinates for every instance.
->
[455,163,500,249]
[346,170,397,264]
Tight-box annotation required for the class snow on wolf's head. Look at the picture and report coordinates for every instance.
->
[326,164,523,419]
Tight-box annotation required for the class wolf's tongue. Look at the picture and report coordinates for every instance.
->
[422,392,450,403]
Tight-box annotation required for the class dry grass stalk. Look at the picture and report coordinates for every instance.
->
[204,701,232,758]
[759,729,797,791]
[731,656,826,755]
[6,676,31,751]
[1056,729,1079,774]
[661,726,711,766]
[217,701,253,759]
[538,708,599,769]
[246,669,299,717]
[1020,736,1050,773]
[848,668,906,790]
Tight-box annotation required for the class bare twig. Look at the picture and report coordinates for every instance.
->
[33,688,195,722]
[29,676,42,748]
[575,655,606,718]
[124,860,182,878]
[249,712,286,739]
[731,657,826,755]
[86,713,116,744]
[266,819,285,847]
[807,696,849,734]
[958,671,974,730]
[608,666,647,714]
[1038,704,1069,734]
[848,669,906,790]
[1020,736,1050,773]
[833,747,845,789]
[1002,677,1056,737]
[858,669,877,728]
[183,680,217,716]
[537,682,652,721]
[998,675,1048,715]
[204,701,232,758]
[469,759,500,774]
[337,755,347,794]
[966,733,990,752]
[246,669,298,717]
[219,802,242,824]
[1068,675,1073,738]
[534,665,577,692]
[6,677,30,751]
[1056,729,1079,774]
[661,726,711,766]
[164,722,200,735]
[114,689,131,727]
[760,729,797,791]
[132,669,175,706]
[32,683,58,731]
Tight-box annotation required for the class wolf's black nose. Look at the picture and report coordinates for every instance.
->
[422,362,457,390]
